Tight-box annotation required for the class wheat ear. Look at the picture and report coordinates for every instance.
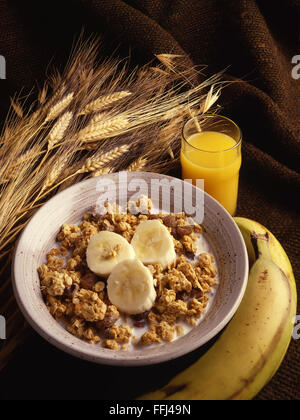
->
[10,99,23,118]
[77,145,130,174]
[91,167,112,177]
[39,156,69,195]
[45,92,74,122]
[201,85,221,113]
[127,157,147,172]
[79,91,132,115]
[38,84,48,105]
[77,116,129,142]
[48,111,73,149]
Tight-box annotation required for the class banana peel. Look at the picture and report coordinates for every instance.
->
[139,217,297,400]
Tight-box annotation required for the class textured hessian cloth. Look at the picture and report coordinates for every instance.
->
[0,0,299,400]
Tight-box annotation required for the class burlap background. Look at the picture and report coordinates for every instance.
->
[0,0,299,400]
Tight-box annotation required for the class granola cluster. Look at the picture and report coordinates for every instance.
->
[38,198,217,350]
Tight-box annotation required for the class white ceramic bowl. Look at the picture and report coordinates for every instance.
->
[12,172,248,366]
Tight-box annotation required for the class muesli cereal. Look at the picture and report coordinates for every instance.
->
[38,196,218,350]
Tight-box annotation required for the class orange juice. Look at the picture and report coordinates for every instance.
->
[181,131,242,215]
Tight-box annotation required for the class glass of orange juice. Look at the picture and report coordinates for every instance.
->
[180,115,242,216]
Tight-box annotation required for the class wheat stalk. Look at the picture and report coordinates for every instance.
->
[45,92,74,122]
[155,54,183,71]
[201,84,221,114]
[48,111,73,149]
[76,142,99,151]
[91,167,112,177]
[39,155,70,195]
[79,91,132,115]
[77,116,129,142]
[127,157,147,172]
[10,99,23,118]
[89,111,111,125]
[77,145,130,173]
[38,84,49,105]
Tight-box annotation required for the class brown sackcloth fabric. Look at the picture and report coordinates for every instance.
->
[0,0,299,400]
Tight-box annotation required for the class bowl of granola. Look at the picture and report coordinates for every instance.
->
[12,172,248,366]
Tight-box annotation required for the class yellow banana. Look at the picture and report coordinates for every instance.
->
[140,219,297,400]
[234,217,297,298]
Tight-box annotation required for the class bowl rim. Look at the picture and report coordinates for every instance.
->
[12,171,248,366]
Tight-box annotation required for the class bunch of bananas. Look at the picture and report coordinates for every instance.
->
[140,218,297,400]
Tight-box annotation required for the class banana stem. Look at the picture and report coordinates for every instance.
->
[251,232,272,260]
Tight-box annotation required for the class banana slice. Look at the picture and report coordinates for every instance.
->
[131,219,176,268]
[107,258,156,315]
[86,231,136,277]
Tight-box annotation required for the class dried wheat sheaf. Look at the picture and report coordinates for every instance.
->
[0,38,225,370]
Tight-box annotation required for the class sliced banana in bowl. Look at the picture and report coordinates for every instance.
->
[131,219,176,269]
[107,258,157,315]
[86,231,136,277]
